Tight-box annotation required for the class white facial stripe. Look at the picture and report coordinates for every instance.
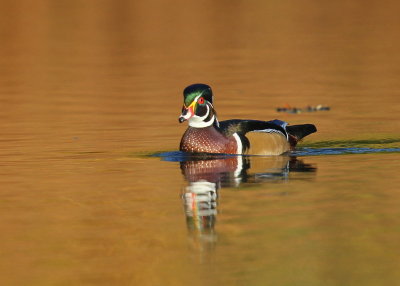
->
[181,95,201,121]
[189,115,215,128]
[192,94,201,105]
[197,104,209,121]
[188,102,217,128]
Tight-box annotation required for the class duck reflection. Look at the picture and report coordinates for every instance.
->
[180,155,316,251]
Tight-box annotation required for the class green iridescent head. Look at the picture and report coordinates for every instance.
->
[178,83,217,127]
[183,83,213,107]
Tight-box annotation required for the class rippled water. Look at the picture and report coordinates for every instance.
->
[1,1,400,285]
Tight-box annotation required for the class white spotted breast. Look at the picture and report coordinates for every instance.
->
[180,126,238,154]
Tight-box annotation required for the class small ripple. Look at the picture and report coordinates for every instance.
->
[293,147,400,156]
[304,138,400,148]
[152,151,238,162]
[152,146,400,161]
[152,151,187,162]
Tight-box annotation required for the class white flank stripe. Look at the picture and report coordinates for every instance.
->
[233,133,242,154]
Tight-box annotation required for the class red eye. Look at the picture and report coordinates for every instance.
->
[198,97,205,104]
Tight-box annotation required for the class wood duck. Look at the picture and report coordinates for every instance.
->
[179,83,317,155]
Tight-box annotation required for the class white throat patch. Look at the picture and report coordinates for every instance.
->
[188,103,216,128]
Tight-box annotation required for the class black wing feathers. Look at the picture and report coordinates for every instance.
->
[218,120,317,142]
[286,124,317,141]
[218,119,287,137]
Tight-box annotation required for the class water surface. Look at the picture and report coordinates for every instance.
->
[1,1,400,285]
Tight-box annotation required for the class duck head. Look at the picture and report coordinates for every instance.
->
[178,83,219,128]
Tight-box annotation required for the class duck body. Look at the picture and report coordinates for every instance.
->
[178,84,317,155]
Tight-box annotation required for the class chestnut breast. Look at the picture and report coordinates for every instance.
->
[180,126,238,154]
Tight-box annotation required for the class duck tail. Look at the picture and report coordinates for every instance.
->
[286,124,317,147]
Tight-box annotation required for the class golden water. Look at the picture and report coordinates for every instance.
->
[1,1,400,285]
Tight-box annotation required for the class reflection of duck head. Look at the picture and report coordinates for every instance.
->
[179,155,316,252]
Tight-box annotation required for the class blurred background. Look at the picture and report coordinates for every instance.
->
[1,1,400,285]
[1,0,399,155]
